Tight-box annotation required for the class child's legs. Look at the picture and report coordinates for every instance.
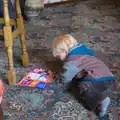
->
[69,79,107,111]
[78,84,107,111]
[91,80,115,116]
[98,96,110,117]
[92,80,115,93]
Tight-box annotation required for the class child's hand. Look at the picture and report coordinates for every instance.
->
[54,74,60,83]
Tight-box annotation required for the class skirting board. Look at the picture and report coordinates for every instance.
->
[44,0,80,7]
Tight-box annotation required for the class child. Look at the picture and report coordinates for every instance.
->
[52,34,116,117]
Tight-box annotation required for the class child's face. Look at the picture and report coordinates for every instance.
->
[57,51,67,60]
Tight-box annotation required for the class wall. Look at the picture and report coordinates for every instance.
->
[44,0,68,4]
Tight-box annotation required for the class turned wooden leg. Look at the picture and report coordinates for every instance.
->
[15,0,29,67]
[3,0,16,85]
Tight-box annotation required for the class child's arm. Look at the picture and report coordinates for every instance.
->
[59,62,80,84]
[75,69,88,79]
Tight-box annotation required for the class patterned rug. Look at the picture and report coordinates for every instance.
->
[0,0,120,119]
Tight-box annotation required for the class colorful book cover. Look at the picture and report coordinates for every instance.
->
[18,68,55,89]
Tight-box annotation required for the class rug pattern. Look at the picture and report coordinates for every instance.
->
[0,0,120,119]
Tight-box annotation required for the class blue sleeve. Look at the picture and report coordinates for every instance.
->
[60,62,80,84]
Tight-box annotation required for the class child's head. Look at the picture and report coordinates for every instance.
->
[52,34,78,60]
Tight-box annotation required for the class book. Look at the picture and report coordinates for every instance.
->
[18,68,55,89]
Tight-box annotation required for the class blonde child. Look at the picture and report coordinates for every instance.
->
[52,34,116,117]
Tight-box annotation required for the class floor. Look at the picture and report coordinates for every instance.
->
[0,0,120,119]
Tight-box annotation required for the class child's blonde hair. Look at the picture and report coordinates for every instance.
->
[52,34,78,57]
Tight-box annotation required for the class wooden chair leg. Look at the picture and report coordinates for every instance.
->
[3,0,16,85]
[15,0,29,67]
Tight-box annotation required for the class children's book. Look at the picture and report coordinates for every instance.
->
[18,68,55,89]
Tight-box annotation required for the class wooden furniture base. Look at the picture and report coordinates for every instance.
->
[0,0,29,85]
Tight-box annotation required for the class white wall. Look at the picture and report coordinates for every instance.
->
[44,0,68,4]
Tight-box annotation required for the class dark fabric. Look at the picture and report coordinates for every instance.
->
[0,0,26,41]
[20,0,25,10]
[0,0,16,31]
[69,79,115,111]
[19,0,27,18]
[0,0,16,19]
[0,0,26,30]
[20,0,30,21]
[0,105,3,120]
